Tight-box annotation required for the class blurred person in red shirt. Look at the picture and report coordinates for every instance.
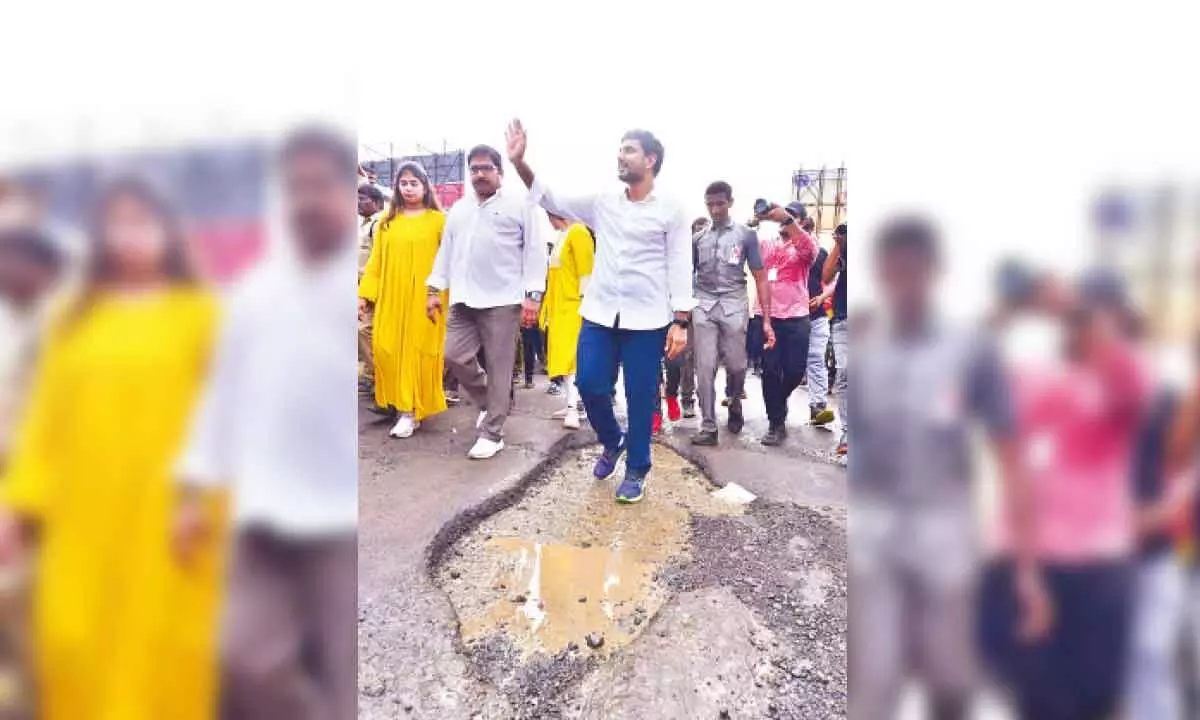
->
[849,216,1048,720]
[980,270,1153,720]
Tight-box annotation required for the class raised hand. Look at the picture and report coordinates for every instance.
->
[506,119,527,164]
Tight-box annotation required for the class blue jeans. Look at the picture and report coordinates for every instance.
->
[576,320,668,472]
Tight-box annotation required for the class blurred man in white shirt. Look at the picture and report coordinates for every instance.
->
[175,126,359,720]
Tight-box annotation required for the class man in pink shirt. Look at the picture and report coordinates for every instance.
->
[755,202,818,446]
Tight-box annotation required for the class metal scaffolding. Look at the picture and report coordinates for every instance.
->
[791,164,847,236]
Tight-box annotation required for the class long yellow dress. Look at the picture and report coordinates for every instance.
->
[358,209,448,420]
[1,288,227,720]
[539,224,594,377]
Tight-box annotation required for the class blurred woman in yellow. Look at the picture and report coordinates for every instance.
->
[0,177,225,720]
[539,212,594,429]
[358,161,448,438]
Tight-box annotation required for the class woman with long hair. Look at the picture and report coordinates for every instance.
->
[0,176,226,720]
[358,161,447,438]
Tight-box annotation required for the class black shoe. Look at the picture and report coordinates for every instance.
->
[762,424,788,446]
[691,430,719,446]
[681,401,696,419]
[727,401,745,434]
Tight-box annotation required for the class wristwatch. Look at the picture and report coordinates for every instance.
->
[525,291,544,303]
[426,286,441,296]
[672,318,690,329]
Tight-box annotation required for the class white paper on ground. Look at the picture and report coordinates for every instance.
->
[711,483,756,505]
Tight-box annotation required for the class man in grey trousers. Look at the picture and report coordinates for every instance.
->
[426,144,546,460]
[690,181,774,446]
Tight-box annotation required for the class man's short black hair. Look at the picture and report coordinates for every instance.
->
[0,226,64,272]
[279,126,357,182]
[357,183,385,203]
[704,181,732,200]
[874,216,937,264]
[467,145,503,173]
[835,223,847,237]
[621,130,664,176]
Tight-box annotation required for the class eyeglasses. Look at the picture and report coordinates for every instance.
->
[469,164,498,175]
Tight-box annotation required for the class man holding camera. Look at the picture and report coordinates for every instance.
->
[755,202,819,446]
[689,182,775,446]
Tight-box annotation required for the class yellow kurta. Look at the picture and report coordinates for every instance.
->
[358,209,448,420]
[1,288,227,720]
[539,224,594,377]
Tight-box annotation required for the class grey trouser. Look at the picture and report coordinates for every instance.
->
[444,303,521,442]
[664,343,695,403]
[807,315,831,408]
[220,529,357,720]
[832,319,849,440]
[693,303,749,433]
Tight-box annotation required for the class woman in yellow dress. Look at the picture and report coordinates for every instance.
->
[539,212,594,429]
[358,161,448,438]
[0,177,226,720]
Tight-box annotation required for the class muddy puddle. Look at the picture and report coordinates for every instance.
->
[435,444,744,661]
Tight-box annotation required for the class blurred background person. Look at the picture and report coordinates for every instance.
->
[0,226,64,470]
[980,271,1151,720]
[825,222,848,455]
[803,216,836,426]
[664,216,708,422]
[358,161,447,439]
[356,182,385,397]
[539,211,593,429]
[175,127,358,720]
[849,216,1047,720]
[0,176,226,720]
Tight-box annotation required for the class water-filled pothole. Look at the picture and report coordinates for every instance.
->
[435,444,743,661]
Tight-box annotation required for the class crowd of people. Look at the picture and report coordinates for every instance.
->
[850,216,1200,720]
[356,120,848,504]
[0,128,358,719]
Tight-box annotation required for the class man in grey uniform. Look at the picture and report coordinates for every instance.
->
[690,181,774,445]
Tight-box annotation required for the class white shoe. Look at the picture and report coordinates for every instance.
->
[389,414,419,438]
[563,409,581,430]
[476,411,487,429]
[468,437,504,459]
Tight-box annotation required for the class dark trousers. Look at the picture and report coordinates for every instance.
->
[979,560,1133,720]
[521,326,545,383]
[220,529,357,720]
[576,320,668,472]
[747,315,765,369]
[761,316,811,427]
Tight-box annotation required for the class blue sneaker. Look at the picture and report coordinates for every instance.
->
[615,467,649,504]
[593,436,626,479]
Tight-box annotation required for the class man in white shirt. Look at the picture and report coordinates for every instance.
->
[506,120,694,504]
[174,127,359,720]
[425,145,546,460]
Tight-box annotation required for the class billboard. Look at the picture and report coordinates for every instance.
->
[362,150,466,209]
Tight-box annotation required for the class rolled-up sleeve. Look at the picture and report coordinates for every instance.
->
[425,207,454,291]
[528,177,599,229]
[521,197,548,295]
[667,205,697,313]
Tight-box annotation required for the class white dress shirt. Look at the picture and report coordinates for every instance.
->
[426,187,547,309]
[528,178,695,330]
[177,238,358,538]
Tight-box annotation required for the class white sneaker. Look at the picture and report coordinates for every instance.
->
[476,411,487,429]
[468,437,504,459]
[563,409,581,430]
[389,414,419,438]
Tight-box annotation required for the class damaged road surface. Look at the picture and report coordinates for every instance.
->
[359,388,847,720]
